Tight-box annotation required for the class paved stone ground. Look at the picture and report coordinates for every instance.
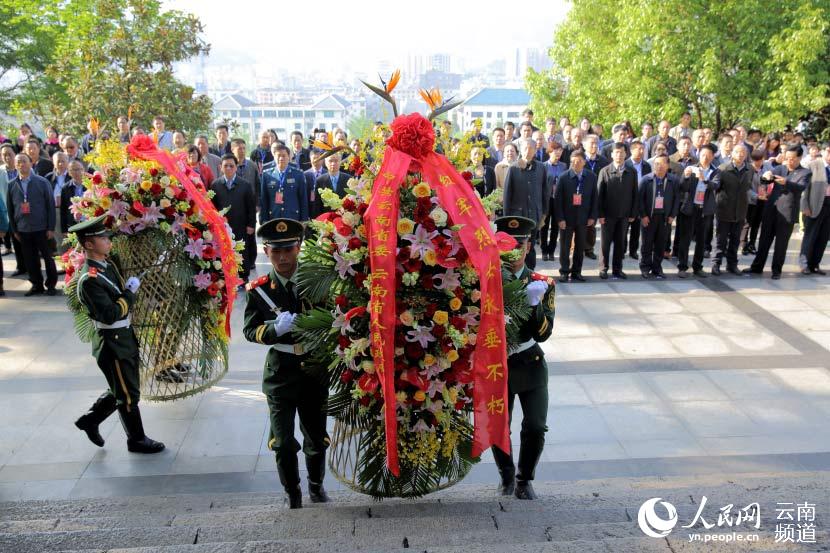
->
[0,231,828,550]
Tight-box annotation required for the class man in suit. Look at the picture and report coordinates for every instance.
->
[741,149,771,255]
[560,128,583,167]
[799,143,830,275]
[670,136,698,170]
[676,144,720,278]
[261,144,308,223]
[6,153,58,295]
[490,215,555,501]
[210,155,257,283]
[531,131,549,163]
[485,127,506,170]
[554,149,597,282]
[211,124,232,156]
[231,138,262,209]
[540,142,567,262]
[60,160,87,234]
[503,139,552,271]
[713,144,752,275]
[46,152,70,254]
[625,141,651,261]
[303,150,326,205]
[289,132,311,171]
[646,120,677,158]
[582,135,610,260]
[310,153,352,220]
[597,143,638,279]
[637,155,680,279]
[25,139,53,177]
[745,145,811,279]
[601,124,630,160]
[195,135,221,178]
[251,130,275,175]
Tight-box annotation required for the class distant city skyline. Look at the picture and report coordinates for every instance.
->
[163,0,567,79]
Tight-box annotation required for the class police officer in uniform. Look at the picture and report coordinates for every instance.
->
[70,215,165,453]
[491,215,556,500]
[243,218,329,509]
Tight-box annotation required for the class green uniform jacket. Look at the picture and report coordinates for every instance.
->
[508,267,556,393]
[76,257,138,360]
[243,269,317,395]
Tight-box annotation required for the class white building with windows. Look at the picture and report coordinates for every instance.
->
[455,88,531,134]
[212,93,365,142]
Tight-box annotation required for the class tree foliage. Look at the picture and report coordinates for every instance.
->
[1,0,212,136]
[527,0,830,133]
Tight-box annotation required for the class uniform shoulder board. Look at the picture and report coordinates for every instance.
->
[88,267,98,278]
[246,274,270,292]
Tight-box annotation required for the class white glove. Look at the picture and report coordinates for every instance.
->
[525,280,549,307]
[125,277,141,293]
[273,311,297,337]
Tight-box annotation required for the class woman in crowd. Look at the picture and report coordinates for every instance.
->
[495,142,519,189]
[469,145,496,197]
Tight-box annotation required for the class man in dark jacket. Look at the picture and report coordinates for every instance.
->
[554,150,597,282]
[745,145,811,279]
[637,155,680,279]
[625,141,651,260]
[713,144,752,275]
[309,153,352,220]
[597,143,638,279]
[289,132,311,171]
[581,135,610,260]
[676,145,720,278]
[210,155,257,283]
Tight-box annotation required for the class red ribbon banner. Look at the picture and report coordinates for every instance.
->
[364,145,511,477]
[126,135,241,336]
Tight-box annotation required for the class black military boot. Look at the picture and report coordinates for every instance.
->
[277,453,303,509]
[75,392,117,447]
[515,437,544,500]
[306,455,330,503]
[117,405,165,454]
[491,445,515,496]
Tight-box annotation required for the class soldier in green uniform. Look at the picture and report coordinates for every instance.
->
[243,218,329,509]
[70,215,165,454]
[491,215,555,500]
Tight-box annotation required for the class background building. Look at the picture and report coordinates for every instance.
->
[455,88,531,133]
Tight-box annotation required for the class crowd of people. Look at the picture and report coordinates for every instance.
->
[1,110,828,297]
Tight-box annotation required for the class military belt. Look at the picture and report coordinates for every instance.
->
[508,338,536,356]
[272,343,304,355]
[94,316,131,330]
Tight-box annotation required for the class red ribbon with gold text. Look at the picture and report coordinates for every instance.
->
[364,146,512,476]
[126,135,241,336]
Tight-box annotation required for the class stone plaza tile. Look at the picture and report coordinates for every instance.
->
[542,441,628,463]
[725,332,800,356]
[642,371,729,402]
[609,336,679,357]
[805,330,830,351]
[544,336,620,362]
[698,434,830,457]
[170,454,258,475]
[669,400,760,438]
[768,367,830,396]
[0,425,39,466]
[598,318,658,337]
[0,461,89,482]
[661,281,708,293]
[9,423,103,464]
[177,417,268,458]
[596,403,689,441]
[677,295,737,313]
[0,391,66,426]
[735,398,827,434]
[702,369,800,400]
[629,296,685,314]
[546,406,617,444]
[194,385,268,419]
[573,297,637,316]
[547,376,593,406]
[556,282,618,297]
[742,294,812,312]
[775,310,830,331]
[91,419,192,462]
[577,373,661,404]
[698,312,762,334]
[806,293,830,310]
[645,313,708,335]
[619,437,707,459]
[608,282,662,295]
[670,333,732,356]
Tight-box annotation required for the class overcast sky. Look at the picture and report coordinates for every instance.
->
[162,0,568,74]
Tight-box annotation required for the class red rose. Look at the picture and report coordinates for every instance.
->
[354,272,367,288]
[359,396,372,406]
[335,294,348,309]
[91,173,103,185]
[357,202,368,216]
[338,335,351,349]
[403,257,421,273]
[93,207,105,216]
[349,156,365,176]
[333,218,352,237]
[342,197,356,212]
[206,282,219,297]
[340,370,355,384]
[177,189,188,201]
[396,247,410,263]
[150,183,163,195]
[348,237,363,250]
[405,342,424,361]
[394,332,406,347]
[163,207,175,218]
[461,171,473,182]
[450,316,466,330]
[210,271,220,281]
[433,325,446,339]
[149,168,159,177]
[385,113,435,160]
[420,272,434,290]
[202,245,216,259]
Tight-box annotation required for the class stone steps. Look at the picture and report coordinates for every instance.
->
[1,473,826,552]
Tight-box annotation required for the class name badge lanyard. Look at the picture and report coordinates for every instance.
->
[275,170,287,205]
[573,177,583,206]
[21,182,31,215]
[655,178,665,210]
